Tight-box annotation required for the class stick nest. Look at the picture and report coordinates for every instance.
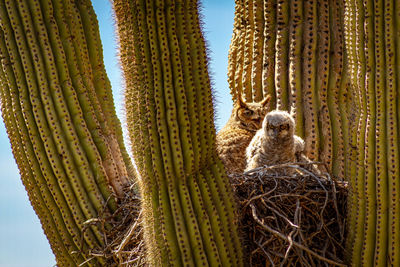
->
[231,163,348,266]
[86,183,146,266]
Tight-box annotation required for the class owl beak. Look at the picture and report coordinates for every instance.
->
[272,129,279,138]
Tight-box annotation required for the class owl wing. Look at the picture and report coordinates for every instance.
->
[246,130,262,159]
[245,130,264,172]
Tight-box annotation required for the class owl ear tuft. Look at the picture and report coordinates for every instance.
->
[260,94,271,108]
[237,95,247,108]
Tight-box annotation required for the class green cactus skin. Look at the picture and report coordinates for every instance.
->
[0,0,135,265]
[274,0,289,110]
[251,0,264,102]
[288,0,304,138]
[361,1,377,265]
[114,0,243,266]
[328,0,345,179]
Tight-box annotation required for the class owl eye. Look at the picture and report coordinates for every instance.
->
[280,125,286,130]
[243,109,254,116]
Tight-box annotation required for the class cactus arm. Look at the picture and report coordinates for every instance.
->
[14,0,111,248]
[62,0,130,191]
[186,1,243,262]
[0,16,93,264]
[156,0,208,264]
[18,0,109,230]
[0,47,78,266]
[0,0,135,264]
[229,1,400,265]
[274,0,289,110]
[76,0,136,182]
[114,0,243,265]
[187,1,243,263]
[38,0,116,211]
[51,0,128,197]
[1,0,103,253]
[288,0,303,137]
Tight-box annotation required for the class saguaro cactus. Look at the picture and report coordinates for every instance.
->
[228,0,400,266]
[113,0,243,265]
[2,0,400,266]
[0,0,135,265]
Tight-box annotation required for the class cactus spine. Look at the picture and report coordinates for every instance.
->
[0,0,135,265]
[228,0,400,266]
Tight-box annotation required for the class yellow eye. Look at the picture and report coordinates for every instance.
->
[280,125,286,130]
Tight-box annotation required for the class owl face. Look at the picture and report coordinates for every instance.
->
[262,110,295,140]
[235,95,271,131]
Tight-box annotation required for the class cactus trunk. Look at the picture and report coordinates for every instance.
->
[228,0,400,266]
[113,0,243,266]
[0,0,135,265]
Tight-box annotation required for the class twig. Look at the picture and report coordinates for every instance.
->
[250,204,347,267]
[114,210,142,262]
[244,161,325,175]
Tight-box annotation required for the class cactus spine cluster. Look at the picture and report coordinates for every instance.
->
[113,0,243,266]
[0,0,134,265]
[228,0,400,266]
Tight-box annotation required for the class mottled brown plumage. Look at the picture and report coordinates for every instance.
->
[245,110,305,172]
[216,95,271,174]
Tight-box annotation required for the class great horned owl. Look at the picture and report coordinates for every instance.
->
[245,110,304,172]
[216,95,271,174]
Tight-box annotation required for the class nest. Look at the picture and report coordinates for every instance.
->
[82,183,146,267]
[231,162,348,267]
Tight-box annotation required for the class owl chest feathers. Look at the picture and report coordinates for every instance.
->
[248,130,295,167]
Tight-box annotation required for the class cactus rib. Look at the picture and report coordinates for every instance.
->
[288,0,303,137]
[274,0,289,110]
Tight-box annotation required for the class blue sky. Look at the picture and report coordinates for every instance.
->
[0,1,234,266]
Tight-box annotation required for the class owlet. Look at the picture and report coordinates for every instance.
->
[245,110,305,172]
